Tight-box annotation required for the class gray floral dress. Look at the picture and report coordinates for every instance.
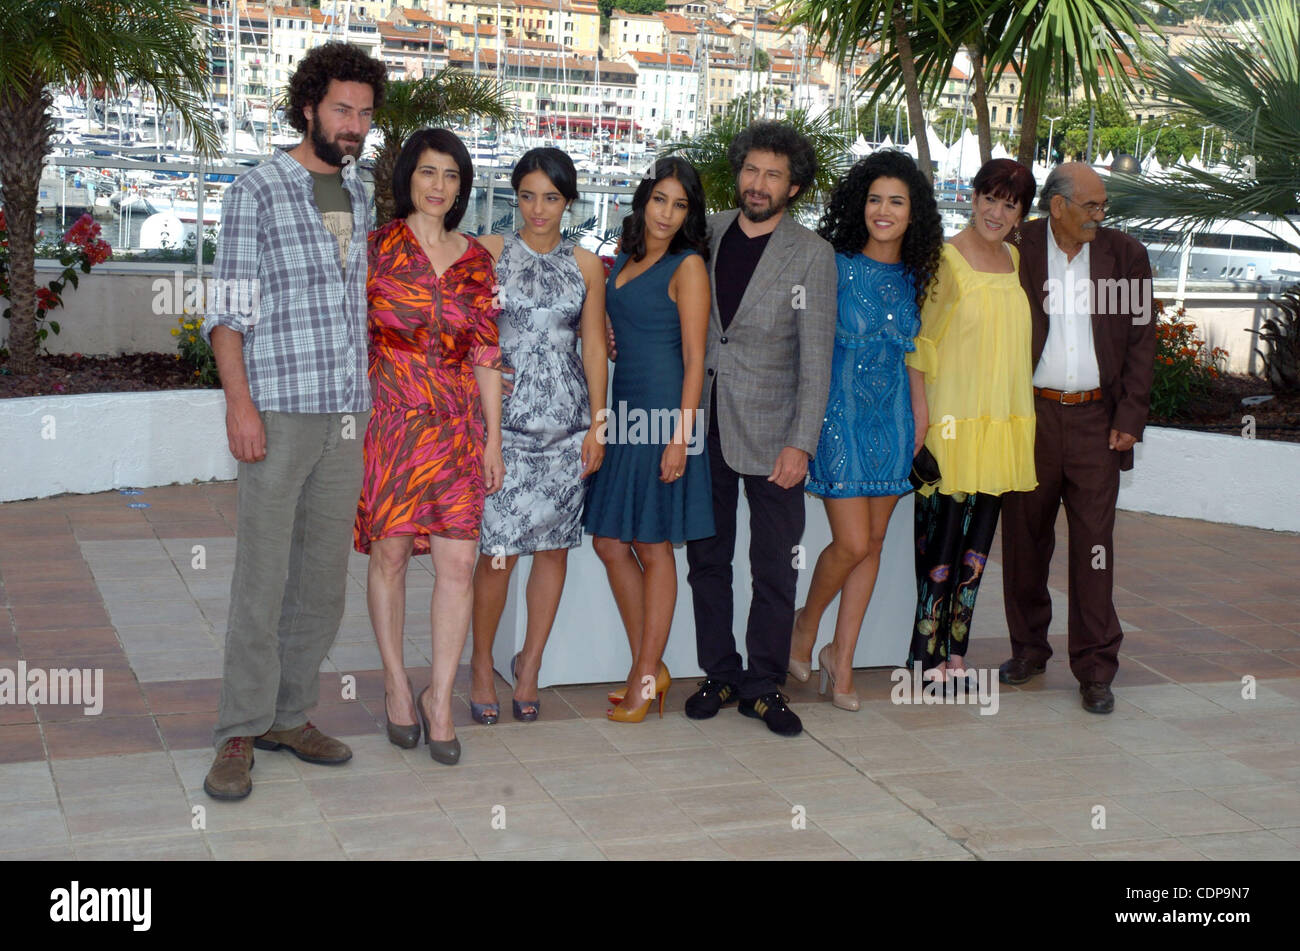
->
[479,232,590,556]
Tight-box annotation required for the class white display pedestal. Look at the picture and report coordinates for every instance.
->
[494,491,916,688]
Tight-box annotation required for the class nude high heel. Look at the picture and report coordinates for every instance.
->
[817,645,861,712]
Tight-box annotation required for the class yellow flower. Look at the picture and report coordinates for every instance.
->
[170,328,180,336]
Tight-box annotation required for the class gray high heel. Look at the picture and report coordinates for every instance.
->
[416,686,461,765]
[385,676,421,749]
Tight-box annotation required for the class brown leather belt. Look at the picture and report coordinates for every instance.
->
[1034,386,1104,405]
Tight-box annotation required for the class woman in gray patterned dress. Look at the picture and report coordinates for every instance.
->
[469,148,609,723]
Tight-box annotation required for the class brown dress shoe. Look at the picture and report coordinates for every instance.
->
[204,736,254,800]
[1080,682,1115,714]
[998,657,1046,685]
[254,721,352,765]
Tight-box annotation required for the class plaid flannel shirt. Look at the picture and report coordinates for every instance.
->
[201,148,372,413]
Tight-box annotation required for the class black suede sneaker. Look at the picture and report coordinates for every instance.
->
[739,692,802,737]
[683,679,739,720]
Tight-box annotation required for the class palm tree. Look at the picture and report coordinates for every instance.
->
[776,0,948,180]
[0,0,219,376]
[985,0,1170,165]
[663,108,851,219]
[783,0,1169,172]
[1107,0,1299,253]
[1106,0,1299,394]
[371,71,513,227]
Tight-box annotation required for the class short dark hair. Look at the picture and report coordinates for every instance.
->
[727,121,818,201]
[392,128,474,229]
[972,158,1036,216]
[620,157,710,262]
[511,147,579,202]
[285,41,387,134]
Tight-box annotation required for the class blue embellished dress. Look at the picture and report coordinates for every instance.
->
[806,252,920,498]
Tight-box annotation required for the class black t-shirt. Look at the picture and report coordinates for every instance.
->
[715,216,772,331]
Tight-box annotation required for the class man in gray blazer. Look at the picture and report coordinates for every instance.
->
[684,121,837,737]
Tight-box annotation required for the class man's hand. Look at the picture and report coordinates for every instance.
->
[1109,429,1137,452]
[226,399,266,463]
[605,317,617,361]
[768,446,809,489]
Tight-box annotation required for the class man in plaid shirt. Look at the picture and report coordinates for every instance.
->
[201,43,386,801]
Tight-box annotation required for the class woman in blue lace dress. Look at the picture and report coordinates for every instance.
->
[469,148,609,724]
[788,151,944,710]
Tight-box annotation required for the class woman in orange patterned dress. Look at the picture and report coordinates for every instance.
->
[354,128,504,765]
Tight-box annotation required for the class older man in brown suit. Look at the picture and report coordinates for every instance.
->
[999,163,1156,714]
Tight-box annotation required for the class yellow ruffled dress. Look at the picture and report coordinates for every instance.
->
[904,242,1037,497]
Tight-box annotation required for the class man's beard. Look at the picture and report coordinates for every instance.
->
[737,185,787,223]
[310,120,362,168]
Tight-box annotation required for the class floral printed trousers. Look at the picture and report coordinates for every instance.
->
[908,491,1003,670]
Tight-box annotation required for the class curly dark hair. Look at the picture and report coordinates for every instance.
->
[816,151,943,308]
[727,121,818,203]
[620,157,711,263]
[285,42,387,134]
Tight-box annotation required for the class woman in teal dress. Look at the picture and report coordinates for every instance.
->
[789,151,944,710]
[583,156,714,723]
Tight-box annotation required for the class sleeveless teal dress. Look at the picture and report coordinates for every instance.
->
[583,249,715,544]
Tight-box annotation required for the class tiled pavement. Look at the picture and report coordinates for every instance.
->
[1,482,1299,860]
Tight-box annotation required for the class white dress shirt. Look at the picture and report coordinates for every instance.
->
[1034,224,1101,391]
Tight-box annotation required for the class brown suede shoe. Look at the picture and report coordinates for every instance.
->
[204,736,254,800]
[254,721,352,765]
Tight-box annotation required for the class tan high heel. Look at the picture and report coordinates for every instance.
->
[607,670,671,723]
[817,644,861,712]
[607,660,669,704]
[788,608,812,683]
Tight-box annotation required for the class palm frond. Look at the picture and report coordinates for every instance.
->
[1107,0,1300,253]
[663,108,851,217]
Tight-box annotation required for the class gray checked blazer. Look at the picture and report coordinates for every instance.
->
[698,208,837,476]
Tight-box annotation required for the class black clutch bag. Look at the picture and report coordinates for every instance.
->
[909,446,941,491]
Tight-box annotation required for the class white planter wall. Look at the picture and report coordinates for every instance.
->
[0,390,234,502]
[1120,425,1300,532]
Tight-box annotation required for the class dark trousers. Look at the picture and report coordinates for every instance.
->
[686,422,805,699]
[908,490,1002,668]
[1001,397,1123,684]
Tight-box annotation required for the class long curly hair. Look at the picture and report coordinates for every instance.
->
[286,41,387,134]
[816,151,943,308]
[620,157,711,262]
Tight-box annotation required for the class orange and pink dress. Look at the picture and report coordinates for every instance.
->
[354,218,502,554]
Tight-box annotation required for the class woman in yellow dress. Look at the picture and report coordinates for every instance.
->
[904,158,1038,683]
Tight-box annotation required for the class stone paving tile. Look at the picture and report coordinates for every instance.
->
[1179,829,1300,860]
[444,801,591,855]
[1115,790,1261,837]
[0,761,57,804]
[74,834,212,861]
[205,822,346,860]
[330,811,473,860]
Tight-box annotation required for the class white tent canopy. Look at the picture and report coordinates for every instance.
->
[850,133,872,157]
[990,142,1011,160]
[879,134,894,150]
[903,125,949,164]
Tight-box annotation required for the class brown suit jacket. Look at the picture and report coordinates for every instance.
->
[1015,217,1157,471]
